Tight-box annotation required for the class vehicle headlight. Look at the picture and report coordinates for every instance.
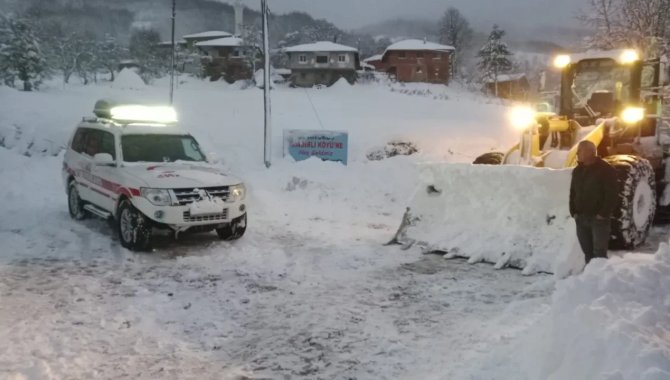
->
[621,107,645,124]
[228,184,246,202]
[510,106,537,130]
[141,188,172,206]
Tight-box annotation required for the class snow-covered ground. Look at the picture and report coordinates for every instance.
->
[0,76,668,379]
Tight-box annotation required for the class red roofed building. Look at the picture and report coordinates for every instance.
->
[377,39,455,84]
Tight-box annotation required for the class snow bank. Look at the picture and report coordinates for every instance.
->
[112,68,145,90]
[330,77,352,89]
[517,244,670,379]
[398,163,582,274]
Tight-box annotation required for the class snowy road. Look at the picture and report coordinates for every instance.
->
[0,217,552,380]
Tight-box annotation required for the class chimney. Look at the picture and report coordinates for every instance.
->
[234,0,244,37]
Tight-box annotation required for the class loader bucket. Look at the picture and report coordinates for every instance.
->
[391,163,584,275]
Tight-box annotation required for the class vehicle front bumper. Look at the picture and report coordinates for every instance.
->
[131,197,247,229]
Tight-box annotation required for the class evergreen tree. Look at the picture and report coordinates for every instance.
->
[438,7,473,75]
[0,16,47,91]
[0,14,14,87]
[477,25,513,96]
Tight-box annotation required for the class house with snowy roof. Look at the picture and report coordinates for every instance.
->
[483,73,530,100]
[196,37,262,82]
[362,54,384,71]
[284,41,360,87]
[182,31,233,48]
[377,39,455,84]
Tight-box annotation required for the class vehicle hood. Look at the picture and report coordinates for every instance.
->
[123,162,242,189]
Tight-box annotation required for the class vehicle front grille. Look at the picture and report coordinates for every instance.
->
[172,186,230,205]
[183,208,229,223]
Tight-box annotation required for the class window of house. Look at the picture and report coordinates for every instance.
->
[299,55,308,63]
[316,55,329,64]
[338,55,346,63]
[398,51,406,59]
[433,53,442,60]
[417,52,424,58]
[416,67,423,74]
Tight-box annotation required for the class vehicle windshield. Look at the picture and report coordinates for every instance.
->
[570,59,632,112]
[122,134,206,163]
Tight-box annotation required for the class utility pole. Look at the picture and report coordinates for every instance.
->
[261,0,272,168]
[169,0,176,105]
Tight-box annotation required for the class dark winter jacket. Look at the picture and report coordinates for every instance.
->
[569,157,619,218]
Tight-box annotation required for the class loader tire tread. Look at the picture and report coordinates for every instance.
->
[604,155,656,249]
[473,152,504,165]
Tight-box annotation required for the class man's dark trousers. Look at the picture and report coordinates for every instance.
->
[575,215,610,263]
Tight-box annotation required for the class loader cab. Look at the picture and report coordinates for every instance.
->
[559,56,641,125]
[556,50,664,148]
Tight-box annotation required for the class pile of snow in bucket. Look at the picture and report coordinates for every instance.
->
[398,163,583,275]
[112,68,146,90]
[517,242,670,379]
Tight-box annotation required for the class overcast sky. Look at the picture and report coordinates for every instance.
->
[256,0,585,31]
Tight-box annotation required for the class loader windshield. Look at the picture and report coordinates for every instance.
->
[570,59,633,116]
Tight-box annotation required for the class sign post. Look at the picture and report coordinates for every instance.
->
[284,130,349,165]
[261,0,272,168]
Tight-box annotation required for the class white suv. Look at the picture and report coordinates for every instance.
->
[62,100,247,251]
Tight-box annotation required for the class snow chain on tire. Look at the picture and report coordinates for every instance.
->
[604,155,657,249]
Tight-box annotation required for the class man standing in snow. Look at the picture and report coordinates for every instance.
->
[569,141,618,264]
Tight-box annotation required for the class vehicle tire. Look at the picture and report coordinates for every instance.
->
[473,152,505,165]
[68,181,87,220]
[604,155,657,249]
[117,199,152,251]
[217,214,247,241]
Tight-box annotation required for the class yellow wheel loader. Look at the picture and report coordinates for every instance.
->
[391,49,670,274]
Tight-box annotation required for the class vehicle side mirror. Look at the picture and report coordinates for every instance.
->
[94,153,115,166]
[208,152,222,165]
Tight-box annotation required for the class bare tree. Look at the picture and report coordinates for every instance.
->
[581,0,670,54]
[438,7,473,76]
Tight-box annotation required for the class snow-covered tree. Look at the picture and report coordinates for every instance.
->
[581,0,670,55]
[96,35,123,81]
[477,25,513,96]
[0,16,47,91]
[129,28,168,81]
[438,7,473,75]
[241,22,262,79]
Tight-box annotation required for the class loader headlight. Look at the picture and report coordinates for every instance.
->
[619,49,640,64]
[510,106,537,130]
[553,54,571,69]
[141,188,172,206]
[228,184,246,202]
[621,107,645,124]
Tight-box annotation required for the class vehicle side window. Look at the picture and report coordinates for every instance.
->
[100,131,116,160]
[83,129,102,158]
[71,128,87,153]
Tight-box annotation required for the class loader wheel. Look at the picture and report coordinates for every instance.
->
[473,152,504,165]
[605,155,657,249]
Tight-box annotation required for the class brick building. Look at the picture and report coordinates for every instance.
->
[377,39,455,84]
